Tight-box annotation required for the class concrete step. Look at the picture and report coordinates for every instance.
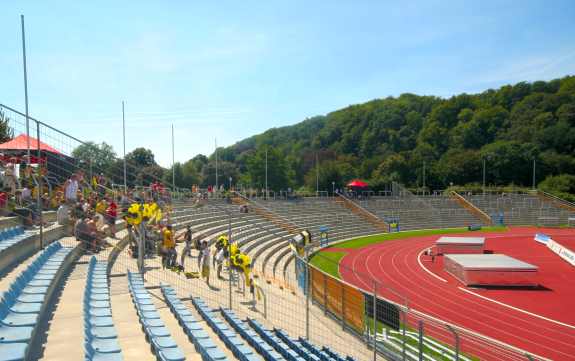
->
[37,253,88,360]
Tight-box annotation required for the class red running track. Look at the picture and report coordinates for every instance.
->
[335,227,575,360]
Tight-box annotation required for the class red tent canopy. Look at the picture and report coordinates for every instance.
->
[0,134,62,155]
[347,180,368,188]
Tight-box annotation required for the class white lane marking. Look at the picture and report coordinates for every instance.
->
[458,286,575,330]
[417,249,447,283]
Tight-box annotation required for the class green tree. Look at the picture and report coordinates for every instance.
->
[0,109,13,143]
[72,141,117,177]
[304,160,356,192]
[539,174,575,202]
[201,161,239,188]
[126,148,156,168]
[135,164,165,186]
[243,147,288,190]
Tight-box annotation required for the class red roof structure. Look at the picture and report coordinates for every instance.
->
[347,180,368,188]
[0,134,62,155]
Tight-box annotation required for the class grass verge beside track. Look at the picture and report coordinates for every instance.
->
[335,226,508,249]
[309,252,345,278]
[310,226,508,278]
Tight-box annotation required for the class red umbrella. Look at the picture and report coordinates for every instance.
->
[347,180,368,188]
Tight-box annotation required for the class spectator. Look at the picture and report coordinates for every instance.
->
[21,186,32,203]
[179,225,193,269]
[95,197,107,215]
[196,238,204,272]
[215,246,225,280]
[75,217,98,253]
[56,202,69,226]
[162,225,177,269]
[63,174,79,204]
[105,198,117,237]
[201,241,211,286]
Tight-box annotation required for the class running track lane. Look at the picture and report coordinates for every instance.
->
[338,230,575,361]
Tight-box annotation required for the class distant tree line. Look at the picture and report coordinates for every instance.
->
[70,76,575,200]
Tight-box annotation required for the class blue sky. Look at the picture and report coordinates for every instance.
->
[1,0,574,167]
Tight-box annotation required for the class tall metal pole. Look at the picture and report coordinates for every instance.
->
[265,148,268,199]
[532,159,536,190]
[36,121,43,249]
[228,214,232,309]
[373,281,377,361]
[482,158,486,195]
[418,321,424,361]
[21,15,31,165]
[305,249,310,340]
[122,101,127,191]
[171,124,175,190]
[315,153,319,196]
[422,161,426,191]
[215,138,218,196]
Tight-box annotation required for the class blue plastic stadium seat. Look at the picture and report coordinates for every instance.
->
[160,285,229,360]
[84,257,122,361]
[0,342,27,361]
[126,273,184,361]
[0,242,72,360]
[0,326,33,343]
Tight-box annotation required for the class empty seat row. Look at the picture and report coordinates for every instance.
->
[220,309,285,361]
[0,227,31,253]
[0,241,73,361]
[274,329,355,361]
[191,297,260,361]
[84,257,123,360]
[127,272,185,361]
[297,338,352,361]
[160,285,228,361]
[247,319,304,361]
[274,330,320,361]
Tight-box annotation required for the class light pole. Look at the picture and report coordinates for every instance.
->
[21,15,31,166]
[122,101,127,191]
[229,176,232,191]
[423,161,426,191]
[482,158,486,195]
[315,153,319,196]
[532,159,536,190]
[215,139,218,195]
[332,181,335,197]
[265,148,268,199]
[171,124,175,191]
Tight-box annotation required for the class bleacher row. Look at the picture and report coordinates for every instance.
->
[0,241,74,361]
[463,193,574,226]
[169,199,383,285]
[0,227,32,254]
[0,189,572,360]
[169,193,573,287]
[85,258,122,360]
[127,271,186,361]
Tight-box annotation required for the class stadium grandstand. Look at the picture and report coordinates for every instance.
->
[0,102,573,361]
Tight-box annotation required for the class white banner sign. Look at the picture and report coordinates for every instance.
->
[534,233,550,245]
[547,239,575,267]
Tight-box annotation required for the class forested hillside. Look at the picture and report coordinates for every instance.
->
[214,76,575,194]
[68,76,575,199]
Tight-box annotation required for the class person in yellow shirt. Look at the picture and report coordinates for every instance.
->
[162,225,177,269]
[95,198,107,215]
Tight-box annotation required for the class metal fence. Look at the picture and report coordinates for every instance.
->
[301,250,549,361]
[0,103,556,361]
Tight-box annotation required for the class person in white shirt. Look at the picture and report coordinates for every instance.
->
[215,247,225,279]
[56,203,69,225]
[21,187,31,202]
[64,174,79,203]
[201,241,211,285]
